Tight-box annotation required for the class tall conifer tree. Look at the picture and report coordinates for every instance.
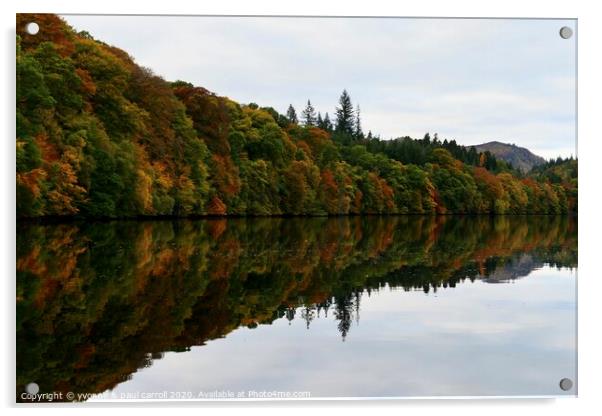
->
[335,90,354,135]
[302,100,317,126]
[286,104,298,124]
[317,112,324,129]
[323,112,333,132]
[354,105,363,139]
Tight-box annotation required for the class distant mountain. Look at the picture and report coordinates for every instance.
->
[472,141,545,173]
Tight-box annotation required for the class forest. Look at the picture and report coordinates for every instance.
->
[16,14,578,218]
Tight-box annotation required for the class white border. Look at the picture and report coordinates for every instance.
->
[3,0,601,414]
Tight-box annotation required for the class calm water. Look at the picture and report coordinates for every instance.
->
[16,216,577,400]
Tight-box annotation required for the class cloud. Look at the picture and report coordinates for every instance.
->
[97,266,575,398]
[61,15,576,158]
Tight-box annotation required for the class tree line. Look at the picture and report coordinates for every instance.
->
[16,14,577,219]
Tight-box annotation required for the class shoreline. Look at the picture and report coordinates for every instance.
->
[16,212,578,225]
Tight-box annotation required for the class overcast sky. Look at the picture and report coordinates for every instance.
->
[62,15,576,159]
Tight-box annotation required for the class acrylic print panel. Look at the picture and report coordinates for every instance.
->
[16,14,577,401]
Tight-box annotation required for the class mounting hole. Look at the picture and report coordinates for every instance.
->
[559,26,573,39]
[559,378,573,391]
[25,22,39,35]
[25,382,39,395]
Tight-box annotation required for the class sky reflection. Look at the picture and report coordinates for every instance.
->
[108,267,576,398]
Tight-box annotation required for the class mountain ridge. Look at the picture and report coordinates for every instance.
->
[472,141,546,173]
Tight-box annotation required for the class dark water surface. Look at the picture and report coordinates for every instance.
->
[16,216,577,400]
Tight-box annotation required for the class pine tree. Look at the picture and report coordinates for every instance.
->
[301,100,317,126]
[323,112,333,131]
[317,112,324,129]
[354,104,363,139]
[286,104,298,124]
[335,90,354,135]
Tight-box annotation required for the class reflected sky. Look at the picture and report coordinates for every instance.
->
[107,267,576,398]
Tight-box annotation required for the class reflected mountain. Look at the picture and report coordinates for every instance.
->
[479,254,542,283]
[16,215,577,401]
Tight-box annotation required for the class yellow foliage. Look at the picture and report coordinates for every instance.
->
[136,169,154,213]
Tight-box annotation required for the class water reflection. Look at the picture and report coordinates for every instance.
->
[16,216,577,400]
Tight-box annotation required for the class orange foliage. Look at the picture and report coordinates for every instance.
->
[17,14,75,56]
[207,219,227,240]
[16,168,47,199]
[352,190,363,214]
[302,127,331,154]
[152,161,174,190]
[211,155,241,197]
[433,189,446,214]
[206,196,227,215]
[367,173,395,212]
[75,68,97,96]
[35,134,60,163]
[296,140,313,159]
[320,169,339,213]
[381,180,395,211]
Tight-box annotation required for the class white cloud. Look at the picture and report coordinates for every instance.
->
[96,266,575,398]
[62,15,576,158]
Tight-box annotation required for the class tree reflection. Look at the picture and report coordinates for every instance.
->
[16,215,577,401]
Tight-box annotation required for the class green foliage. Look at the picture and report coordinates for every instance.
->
[335,89,355,136]
[15,14,577,219]
[301,100,317,126]
[365,133,514,173]
[16,38,55,137]
[286,104,298,124]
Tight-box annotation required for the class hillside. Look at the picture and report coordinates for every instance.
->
[473,141,546,173]
[16,14,576,218]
